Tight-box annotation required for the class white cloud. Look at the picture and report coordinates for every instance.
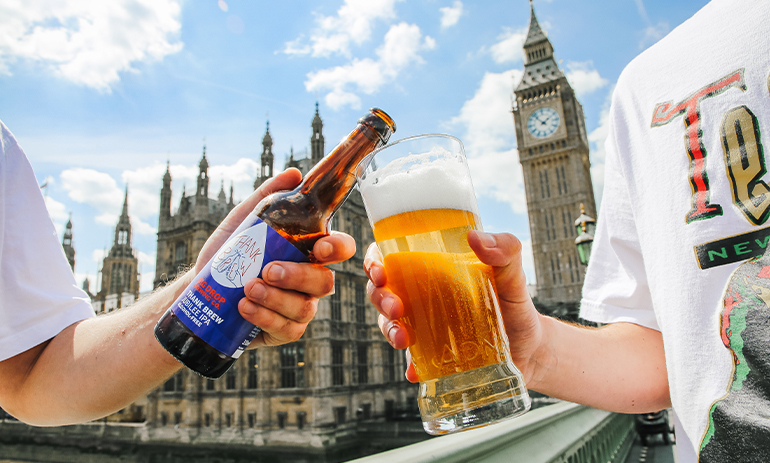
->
[60,158,260,235]
[140,273,156,293]
[634,0,669,49]
[95,213,119,226]
[61,166,159,235]
[0,0,183,92]
[286,0,433,110]
[61,168,124,214]
[326,89,363,111]
[564,61,608,98]
[207,158,260,202]
[519,237,535,285]
[137,250,156,291]
[138,250,156,267]
[305,22,435,110]
[122,164,169,218]
[132,217,157,235]
[43,195,68,237]
[440,1,463,29]
[450,69,527,213]
[634,0,651,23]
[587,85,615,207]
[283,0,402,58]
[92,248,107,263]
[639,22,670,49]
[487,28,527,64]
[283,36,312,56]
[44,195,69,223]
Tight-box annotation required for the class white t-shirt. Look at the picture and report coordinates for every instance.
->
[0,120,94,362]
[580,1,770,461]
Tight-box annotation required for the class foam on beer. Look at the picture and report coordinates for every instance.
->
[359,147,480,224]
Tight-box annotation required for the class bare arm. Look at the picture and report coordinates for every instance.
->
[365,230,670,414]
[0,168,355,425]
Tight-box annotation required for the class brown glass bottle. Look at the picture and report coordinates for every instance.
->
[155,108,396,379]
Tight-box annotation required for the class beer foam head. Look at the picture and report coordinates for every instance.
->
[359,147,480,223]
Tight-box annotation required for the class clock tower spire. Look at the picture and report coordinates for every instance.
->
[512,1,596,307]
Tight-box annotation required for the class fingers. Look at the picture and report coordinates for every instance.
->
[404,352,419,383]
[378,317,418,383]
[364,241,405,319]
[363,243,386,286]
[365,242,417,382]
[378,314,413,349]
[312,231,356,265]
[368,281,404,319]
[467,229,522,268]
[467,230,530,305]
[238,278,318,347]
[238,258,335,347]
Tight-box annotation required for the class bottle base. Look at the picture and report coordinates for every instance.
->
[418,361,531,435]
[154,310,236,379]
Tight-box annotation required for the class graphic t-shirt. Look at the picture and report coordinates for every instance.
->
[0,121,94,362]
[580,1,770,461]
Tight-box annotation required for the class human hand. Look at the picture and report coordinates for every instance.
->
[197,168,356,347]
[364,230,545,384]
[196,169,304,269]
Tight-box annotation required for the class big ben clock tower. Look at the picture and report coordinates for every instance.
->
[512,1,597,305]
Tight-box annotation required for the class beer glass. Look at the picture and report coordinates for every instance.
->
[355,134,530,434]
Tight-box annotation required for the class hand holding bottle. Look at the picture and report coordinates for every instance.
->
[155,108,395,378]
[195,168,354,349]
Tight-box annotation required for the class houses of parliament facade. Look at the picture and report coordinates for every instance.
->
[82,105,415,448]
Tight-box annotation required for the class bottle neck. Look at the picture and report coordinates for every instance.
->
[299,122,387,215]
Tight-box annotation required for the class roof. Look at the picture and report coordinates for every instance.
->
[515,57,564,92]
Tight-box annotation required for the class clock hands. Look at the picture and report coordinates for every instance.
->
[528,108,559,138]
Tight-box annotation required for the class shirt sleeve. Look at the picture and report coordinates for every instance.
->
[579,96,659,331]
[0,121,95,362]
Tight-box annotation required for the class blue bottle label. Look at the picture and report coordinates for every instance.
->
[169,213,308,358]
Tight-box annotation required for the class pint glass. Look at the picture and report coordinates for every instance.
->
[356,134,530,434]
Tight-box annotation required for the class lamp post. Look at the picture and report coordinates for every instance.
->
[574,204,596,266]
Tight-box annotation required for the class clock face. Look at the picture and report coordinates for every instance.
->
[527,107,561,139]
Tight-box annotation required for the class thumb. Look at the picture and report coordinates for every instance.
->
[467,230,530,306]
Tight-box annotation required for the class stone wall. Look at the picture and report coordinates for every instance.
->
[0,418,429,463]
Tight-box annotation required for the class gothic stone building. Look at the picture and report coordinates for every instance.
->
[91,188,141,314]
[61,214,75,272]
[60,215,96,301]
[512,1,598,306]
[140,105,415,447]
[154,149,235,286]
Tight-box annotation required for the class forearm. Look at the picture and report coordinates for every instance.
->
[526,317,670,414]
[4,273,192,426]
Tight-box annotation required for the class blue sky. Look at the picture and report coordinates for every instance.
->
[0,0,709,292]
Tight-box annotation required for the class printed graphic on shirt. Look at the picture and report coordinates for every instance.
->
[699,249,770,462]
[651,69,745,224]
[695,226,770,270]
[651,69,770,270]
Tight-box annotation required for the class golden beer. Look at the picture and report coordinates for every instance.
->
[357,134,529,434]
[373,208,510,381]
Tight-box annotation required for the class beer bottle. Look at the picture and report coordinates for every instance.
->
[154,108,396,379]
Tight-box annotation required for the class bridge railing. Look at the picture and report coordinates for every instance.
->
[348,401,635,463]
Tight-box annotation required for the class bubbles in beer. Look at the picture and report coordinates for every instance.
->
[359,147,480,224]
